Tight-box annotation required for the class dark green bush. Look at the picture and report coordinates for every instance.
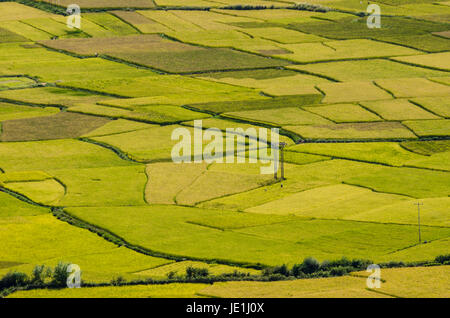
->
[31,265,51,286]
[51,262,70,287]
[0,271,29,289]
[186,266,209,279]
[435,254,450,264]
[300,257,320,274]
[111,276,126,286]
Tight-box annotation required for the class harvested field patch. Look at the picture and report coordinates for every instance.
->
[0,112,111,142]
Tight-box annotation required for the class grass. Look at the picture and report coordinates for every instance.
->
[8,283,208,298]
[411,96,450,118]
[246,184,411,219]
[189,94,323,113]
[273,39,420,63]
[289,59,450,81]
[0,139,134,171]
[392,52,450,71]
[0,2,54,22]
[145,162,207,205]
[317,81,393,103]
[0,87,108,107]
[349,197,450,227]
[289,15,450,52]
[401,140,450,156]
[0,27,28,43]
[198,73,328,96]
[4,179,65,206]
[344,165,450,198]
[49,165,147,207]
[59,75,249,99]
[1,20,52,41]
[40,0,156,8]
[83,13,139,36]
[81,119,154,137]
[375,78,450,98]
[288,142,425,166]
[0,191,48,217]
[199,266,450,298]
[361,99,440,120]
[0,212,171,283]
[224,107,332,126]
[65,204,450,265]
[0,102,58,121]
[111,47,290,73]
[175,170,272,205]
[0,112,111,142]
[303,104,382,123]
[134,260,260,278]
[403,119,450,137]
[284,122,416,140]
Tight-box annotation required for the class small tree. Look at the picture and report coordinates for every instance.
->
[186,266,209,279]
[300,257,320,274]
[51,262,70,288]
[0,271,29,289]
[31,265,52,286]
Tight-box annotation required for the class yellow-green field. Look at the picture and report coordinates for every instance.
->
[0,1,449,299]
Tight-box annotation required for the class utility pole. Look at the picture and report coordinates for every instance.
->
[274,142,287,180]
[415,202,423,243]
[280,142,287,180]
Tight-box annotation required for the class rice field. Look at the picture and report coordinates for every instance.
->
[0,1,448,299]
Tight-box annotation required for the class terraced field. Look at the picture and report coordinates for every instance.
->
[0,0,448,299]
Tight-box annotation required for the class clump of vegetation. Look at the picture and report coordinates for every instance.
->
[290,3,330,12]
[185,266,209,279]
[262,257,374,279]
[50,262,71,288]
[0,271,29,290]
[31,265,52,286]
[435,254,450,265]
[111,276,126,286]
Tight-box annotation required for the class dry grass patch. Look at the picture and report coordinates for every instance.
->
[0,112,111,142]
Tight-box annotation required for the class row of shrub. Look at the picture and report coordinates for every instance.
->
[2,255,449,296]
[0,262,71,291]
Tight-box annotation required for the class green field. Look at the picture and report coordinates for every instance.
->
[0,1,449,299]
